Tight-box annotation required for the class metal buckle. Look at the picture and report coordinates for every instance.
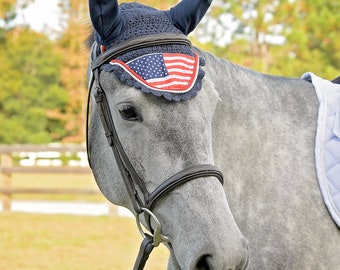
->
[136,207,170,247]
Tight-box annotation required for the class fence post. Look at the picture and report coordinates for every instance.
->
[1,153,13,211]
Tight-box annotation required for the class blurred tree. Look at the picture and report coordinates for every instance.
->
[123,0,176,9]
[1,0,32,45]
[0,28,68,143]
[55,0,89,143]
[192,0,294,72]
[273,0,340,78]
[0,0,33,26]
[193,0,339,79]
[0,0,18,26]
[1,0,338,144]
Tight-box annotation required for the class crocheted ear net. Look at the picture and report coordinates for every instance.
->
[97,3,205,102]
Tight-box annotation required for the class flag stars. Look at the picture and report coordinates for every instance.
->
[127,53,168,80]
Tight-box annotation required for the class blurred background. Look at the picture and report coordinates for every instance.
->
[0,0,339,269]
[1,0,339,145]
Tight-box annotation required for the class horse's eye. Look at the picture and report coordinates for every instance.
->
[118,104,140,121]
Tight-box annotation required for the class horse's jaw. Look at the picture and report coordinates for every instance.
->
[153,176,249,270]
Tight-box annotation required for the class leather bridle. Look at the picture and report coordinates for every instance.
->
[87,33,224,270]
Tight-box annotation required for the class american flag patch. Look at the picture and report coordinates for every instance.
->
[109,53,199,93]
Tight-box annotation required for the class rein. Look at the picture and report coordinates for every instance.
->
[87,33,224,270]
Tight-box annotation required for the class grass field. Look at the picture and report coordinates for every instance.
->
[1,173,169,269]
[0,213,169,270]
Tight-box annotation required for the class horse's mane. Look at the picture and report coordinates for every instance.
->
[195,47,281,90]
[86,28,96,50]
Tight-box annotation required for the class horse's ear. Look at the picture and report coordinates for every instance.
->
[88,0,125,46]
[332,76,340,84]
[167,0,212,35]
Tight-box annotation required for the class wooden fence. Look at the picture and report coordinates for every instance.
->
[0,144,102,212]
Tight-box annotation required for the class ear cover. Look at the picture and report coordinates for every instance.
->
[88,1,209,102]
[88,0,125,46]
[332,76,340,84]
[166,0,212,35]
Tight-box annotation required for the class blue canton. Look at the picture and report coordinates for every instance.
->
[127,54,169,80]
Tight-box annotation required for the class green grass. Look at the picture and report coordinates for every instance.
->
[0,213,169,270]
[0,173,169,268]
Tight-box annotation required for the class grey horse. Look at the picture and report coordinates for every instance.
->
[87,1,340,269]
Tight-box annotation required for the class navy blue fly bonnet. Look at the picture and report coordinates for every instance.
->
[89,0,212,101]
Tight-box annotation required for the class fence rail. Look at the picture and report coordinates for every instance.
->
[0,144,87,153]
[0,166,91,174]
[0,144,102,212]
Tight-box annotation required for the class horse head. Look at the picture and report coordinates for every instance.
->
[87,0,249,269]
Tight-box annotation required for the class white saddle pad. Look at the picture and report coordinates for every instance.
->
[302,72,340,228]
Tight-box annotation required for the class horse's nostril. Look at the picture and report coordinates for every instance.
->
[194,249,249,270]
[238,252,250,270]
[195,254,212,270]
[239,238,250,270]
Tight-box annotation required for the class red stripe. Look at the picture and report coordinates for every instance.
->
[166,71,193,77]
[149,78,189,86]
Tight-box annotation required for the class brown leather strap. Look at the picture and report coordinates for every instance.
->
[133,234,154,270]
[147,164,224,210]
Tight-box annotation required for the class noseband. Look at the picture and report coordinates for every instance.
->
[87,34,224,270]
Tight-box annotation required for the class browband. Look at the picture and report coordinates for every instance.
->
[91,33,192,70]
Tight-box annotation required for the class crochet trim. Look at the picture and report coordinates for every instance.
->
[102,57,205,102]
